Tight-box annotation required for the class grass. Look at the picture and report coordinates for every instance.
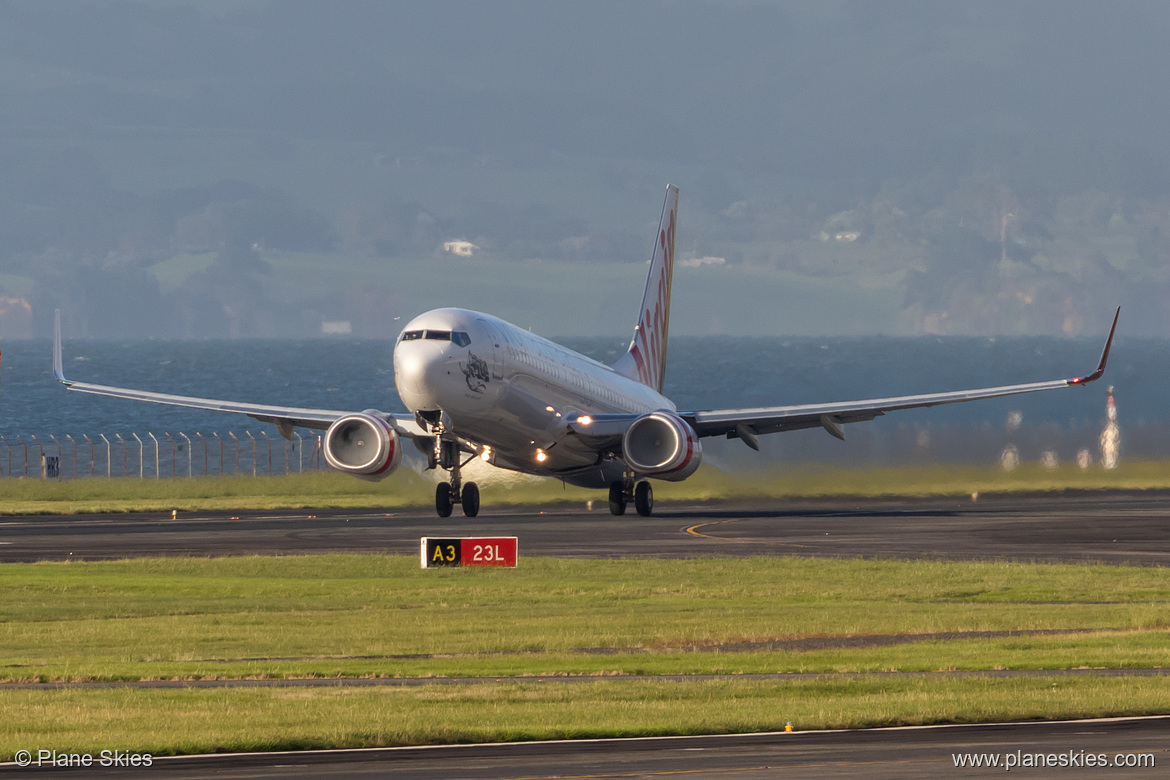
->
[5,676,1170,758]
[1,460,1170,515]
[1,555,1168,683]
[1,553,1169,758]
[0,471,436,514]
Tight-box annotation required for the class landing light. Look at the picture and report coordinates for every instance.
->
[535,448,548,463]
[577,415,592,426]
[545,405,556,413]
[480,445,493,463]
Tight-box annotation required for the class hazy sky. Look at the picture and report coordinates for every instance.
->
[2,1,1169,338]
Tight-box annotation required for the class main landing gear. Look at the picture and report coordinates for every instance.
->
[608,474,654,517]
[433,437,480,518]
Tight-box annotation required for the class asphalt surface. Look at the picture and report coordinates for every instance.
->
[2,490,1170,564]
[3,492,1169,778]
[4,717,1166,778]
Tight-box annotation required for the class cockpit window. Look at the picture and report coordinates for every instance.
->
[402,329,469,345]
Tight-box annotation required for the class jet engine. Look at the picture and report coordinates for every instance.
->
[621,411,702,481]
[323,411,402,481]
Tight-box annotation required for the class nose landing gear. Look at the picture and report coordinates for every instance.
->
[432,434,481,518]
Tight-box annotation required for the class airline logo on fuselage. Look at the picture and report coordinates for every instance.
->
[628,206,675,393]
[461,352,490,393]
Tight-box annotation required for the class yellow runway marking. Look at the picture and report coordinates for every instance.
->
[685,519,749,541]
[684,519,809,548]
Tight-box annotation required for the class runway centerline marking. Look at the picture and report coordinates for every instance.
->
[685,519,808,548]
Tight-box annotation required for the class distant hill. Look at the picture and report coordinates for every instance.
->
[1,1,1168,337]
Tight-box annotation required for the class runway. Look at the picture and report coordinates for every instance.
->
[2,491,1169,564]
[9,717,1166,778]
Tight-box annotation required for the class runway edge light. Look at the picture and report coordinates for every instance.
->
[421,537,518,568]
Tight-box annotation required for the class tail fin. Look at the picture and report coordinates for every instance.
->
[612,184,679,393]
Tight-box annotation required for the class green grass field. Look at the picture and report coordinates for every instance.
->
[1,554,1168,758]
[2,460,1169,515]
[7,677,1170,758]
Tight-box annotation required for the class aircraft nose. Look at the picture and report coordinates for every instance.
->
[394,345,445,409]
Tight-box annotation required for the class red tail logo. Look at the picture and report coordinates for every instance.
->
[618,187,677,393]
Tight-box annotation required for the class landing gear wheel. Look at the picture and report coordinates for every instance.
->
[634,481,654,517]
[608,482,627,516]
[462,482,480,518]
[435,482,453,518]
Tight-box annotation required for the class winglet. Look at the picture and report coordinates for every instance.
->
[52,309,68,384]
[1068,306,1120,386]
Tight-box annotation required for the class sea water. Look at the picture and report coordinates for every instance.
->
[0,334,1161,476]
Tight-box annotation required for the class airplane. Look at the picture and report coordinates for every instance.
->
[53,185,1119,518]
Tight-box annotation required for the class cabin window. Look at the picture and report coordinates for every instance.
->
[452,332,471,347]
[402,330,424,341]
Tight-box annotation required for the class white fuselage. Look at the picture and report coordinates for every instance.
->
[394,308,673,483]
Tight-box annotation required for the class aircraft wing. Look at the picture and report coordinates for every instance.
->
[688,307,1119,446]
[52,311,427,439]
[568,307,1119,449]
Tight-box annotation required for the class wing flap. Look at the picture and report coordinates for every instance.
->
[688,378,1068,439]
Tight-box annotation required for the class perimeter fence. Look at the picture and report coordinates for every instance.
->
[0,421,1151,480]
[0,432,326,480]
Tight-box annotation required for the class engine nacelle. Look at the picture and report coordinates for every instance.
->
[323,411,402,482]
[621,411,702,481]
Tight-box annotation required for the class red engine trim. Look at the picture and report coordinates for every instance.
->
[622,411,702,481]
[323,411,402,481]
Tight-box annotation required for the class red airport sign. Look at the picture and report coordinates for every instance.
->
[421,537,518,568]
